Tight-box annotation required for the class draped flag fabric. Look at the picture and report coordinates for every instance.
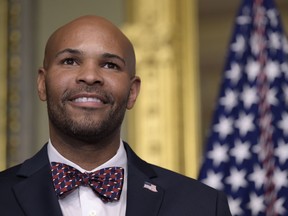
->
[198,0,288,215]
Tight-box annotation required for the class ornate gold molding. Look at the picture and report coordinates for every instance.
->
[124,0,201,177]
[0,0,8,170]
[6,0,22,167]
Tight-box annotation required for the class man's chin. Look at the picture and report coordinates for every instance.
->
[65,129,105,143]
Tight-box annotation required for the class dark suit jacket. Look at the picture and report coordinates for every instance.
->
[0,142,231,216]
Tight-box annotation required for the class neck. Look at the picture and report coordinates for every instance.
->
[50,129,120,171]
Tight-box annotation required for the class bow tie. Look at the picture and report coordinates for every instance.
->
[50,162,124,202]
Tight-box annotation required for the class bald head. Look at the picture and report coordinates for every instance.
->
[43,15,136,76]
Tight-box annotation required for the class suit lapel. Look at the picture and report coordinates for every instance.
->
[124,143,164,216]
[13,145,62,216]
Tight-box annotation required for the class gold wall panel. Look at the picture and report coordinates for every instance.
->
[0,0,8,170]
[124,0,200,177]
[6,0,22,167]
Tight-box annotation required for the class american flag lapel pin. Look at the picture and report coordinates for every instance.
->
[143,181,158,192]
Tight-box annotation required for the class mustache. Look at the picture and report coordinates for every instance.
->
[61,86,114,104]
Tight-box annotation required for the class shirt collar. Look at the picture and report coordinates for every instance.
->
[47,139,127,173]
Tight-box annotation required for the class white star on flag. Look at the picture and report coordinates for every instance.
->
[265,60,281,81]
[228,197,243,215]
[220,89,238,112]
[234,112,255,136]
[230,140,251,164]
[268,32,282,50]
[267,87,278,106]
[226,62,242,84]
[275,198,286,215]
[267,9,278,27]
[213,116,234,139]
[207,143,229,166]
[241,85,258,109]
[202,170,224,190]
[225,168,247,192]
[248,165,266,189]
[231,35,246,56]
[245,58,260,81]
[275,139,288,164]
[273,168,288,191]
[247,193,265,215]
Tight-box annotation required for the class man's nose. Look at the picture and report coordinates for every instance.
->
[76,62,104,85]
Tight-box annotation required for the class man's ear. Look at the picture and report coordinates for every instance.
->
[127,76,141,110]
[37,67,47,101]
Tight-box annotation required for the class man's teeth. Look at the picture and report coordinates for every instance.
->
[74,97,102,103]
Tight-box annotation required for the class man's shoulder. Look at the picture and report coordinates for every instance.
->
[146,163,231,215]
[0,163,23,188]
[0,164,22,177]
[150,163,216,193]
[124,142,217,195]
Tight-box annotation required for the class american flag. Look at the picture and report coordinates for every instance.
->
[198,0,288,215]
[143,182,158,192]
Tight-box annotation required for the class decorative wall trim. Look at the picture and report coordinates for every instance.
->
[0,0,8,170]
[124,0,201,177]
[6,0,22,167]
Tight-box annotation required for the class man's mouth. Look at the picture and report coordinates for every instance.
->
[65,90,113,109]
[62,86,114,109]
[73,97,103,103]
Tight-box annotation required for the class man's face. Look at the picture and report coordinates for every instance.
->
[37,22,140,143]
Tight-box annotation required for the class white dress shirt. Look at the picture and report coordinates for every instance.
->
[47,140,127,216]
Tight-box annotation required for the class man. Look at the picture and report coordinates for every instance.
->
[0,15,231,216]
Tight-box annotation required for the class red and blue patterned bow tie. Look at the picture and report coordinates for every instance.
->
[50,162,124,202]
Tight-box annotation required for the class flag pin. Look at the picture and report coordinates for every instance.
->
[143,182,158,192]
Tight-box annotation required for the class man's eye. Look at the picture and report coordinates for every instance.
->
[103,62,119,70]
[62,58,77,65]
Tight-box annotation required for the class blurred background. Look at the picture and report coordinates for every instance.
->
[1,0,288,179]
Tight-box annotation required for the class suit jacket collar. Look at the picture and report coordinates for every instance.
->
[14,144,63,216]
[14,143,164,216]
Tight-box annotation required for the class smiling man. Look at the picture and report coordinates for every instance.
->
[0,16,231,216]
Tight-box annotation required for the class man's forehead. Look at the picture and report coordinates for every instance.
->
[47,19,129,52]
[49,32,127,58]
[50,16,124,41]
[43,16,135,72]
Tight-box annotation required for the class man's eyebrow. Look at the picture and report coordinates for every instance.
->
[102,53,126,65]
[55,48,83,57]
[54,49,126,65]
